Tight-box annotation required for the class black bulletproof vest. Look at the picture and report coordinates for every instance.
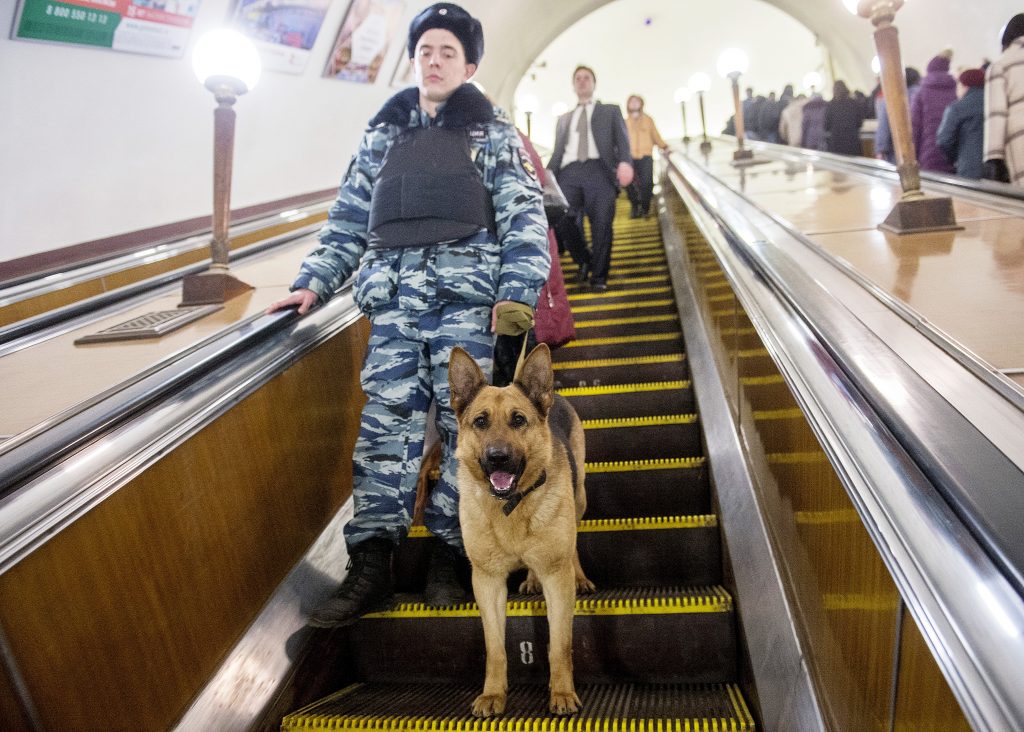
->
[367,126,495,249]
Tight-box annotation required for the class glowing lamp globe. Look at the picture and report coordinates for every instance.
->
[192,29,261,95]
[717,48,749,78]
[674,86,691,104]
[688,72,711,94]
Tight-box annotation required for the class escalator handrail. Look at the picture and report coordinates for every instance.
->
[715,133,1024,209]
[0,199,332,303]
[0,289,362,572]
[666,152,1024,729]
[0,220,323,351]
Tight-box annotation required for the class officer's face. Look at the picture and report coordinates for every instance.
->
[414,28,477,104]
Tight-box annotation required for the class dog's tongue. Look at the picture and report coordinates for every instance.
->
[489,471,515,493]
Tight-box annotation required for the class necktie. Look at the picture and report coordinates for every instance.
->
[576,104,589,162]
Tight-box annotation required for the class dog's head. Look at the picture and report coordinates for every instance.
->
[448,344,555,501]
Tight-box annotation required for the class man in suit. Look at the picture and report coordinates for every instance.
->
[548,65,633,291]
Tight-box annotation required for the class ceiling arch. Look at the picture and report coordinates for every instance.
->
[465,0,1014,109]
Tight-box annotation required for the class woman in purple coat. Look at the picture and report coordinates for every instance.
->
[912,50,958,173]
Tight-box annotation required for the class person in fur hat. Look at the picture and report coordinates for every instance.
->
[267,2,550,627]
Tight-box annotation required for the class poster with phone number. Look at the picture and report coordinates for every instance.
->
[12,0,201,58]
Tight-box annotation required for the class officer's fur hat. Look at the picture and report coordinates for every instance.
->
[407,3,483,66]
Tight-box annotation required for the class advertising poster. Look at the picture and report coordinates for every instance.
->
[230,0,331,75]
[323,0,405,84]
[12,0,201,58]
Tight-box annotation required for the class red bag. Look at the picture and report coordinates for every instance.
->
[517,130,576,347]
[533,230,576,347]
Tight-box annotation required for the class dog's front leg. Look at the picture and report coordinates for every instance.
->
[540,562,580,715]
[471,570,509,717]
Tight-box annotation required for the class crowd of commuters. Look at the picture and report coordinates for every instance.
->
[736,12,1024,184]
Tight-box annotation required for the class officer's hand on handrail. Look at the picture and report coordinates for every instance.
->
[617,162,634,187]
[265,288,319,316]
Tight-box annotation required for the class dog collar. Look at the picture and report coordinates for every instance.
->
[501,471,547,516]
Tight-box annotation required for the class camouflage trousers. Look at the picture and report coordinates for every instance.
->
[344,303,494,551]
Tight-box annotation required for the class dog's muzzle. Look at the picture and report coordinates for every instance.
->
[480,444,524,500]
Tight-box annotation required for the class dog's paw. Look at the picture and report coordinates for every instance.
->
[575,575,596,594]
[549,690,581,716]
[471,693,506,717]
[518,571,543,595]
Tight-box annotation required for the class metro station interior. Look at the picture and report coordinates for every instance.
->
[2,0,1024,730]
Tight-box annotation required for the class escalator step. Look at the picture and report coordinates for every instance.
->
[558,380,694,420]
[553,353,687,386]
[395,516,720,591]
[570,299,676,320]
[282,681,755,731]
[567,286,674,303]
[571,314,679,340]
[555,332,684,361]
[584,457,710,517]
[344,586,736,684]
[582,413,702,461]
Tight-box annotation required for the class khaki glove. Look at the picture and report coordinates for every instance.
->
[494,301,535,336]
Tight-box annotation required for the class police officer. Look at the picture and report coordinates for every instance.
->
[267,3,549,627]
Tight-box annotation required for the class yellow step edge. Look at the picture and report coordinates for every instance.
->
[752,407,804,420]
[281,683,754,732]
[581,413,698,429]
[706,294,735,304]
[577,265,670,277]
[361,587,734,619]
[578,514,718,532]
[552,353,684,370]
[564,275,670,290]
[585,457,706,473]
[571,299,674,314]
[737,348,770,357]
[568,286,673,302]
[410,513,717,540]
[573,314,678,328]
[558,380,690,396]
[727,685,757,730]
[562,332,682,348]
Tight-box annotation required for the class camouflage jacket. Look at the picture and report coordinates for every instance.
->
[292,84,550,315]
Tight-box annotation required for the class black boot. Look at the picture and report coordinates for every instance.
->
[308,538,393,628]
[424,540,468,606]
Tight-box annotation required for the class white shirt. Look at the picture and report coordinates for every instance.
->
[561,100,600,167]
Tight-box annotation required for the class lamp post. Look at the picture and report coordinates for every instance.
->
[844,0,960,233]
[673,86,691,144]
[181,29,261,306]
[688,72,712,155]
[518,93,539,139]
[717,48,754,164]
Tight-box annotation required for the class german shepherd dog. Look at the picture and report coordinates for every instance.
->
[449,343,594,718]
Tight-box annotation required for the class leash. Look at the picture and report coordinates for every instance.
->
[501,470,546,515]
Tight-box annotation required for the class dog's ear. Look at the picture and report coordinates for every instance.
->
[515,344,554,418]
[448,347,487,418]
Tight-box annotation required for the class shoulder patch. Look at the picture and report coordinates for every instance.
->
[517,147,538,179]
[469,128,488,141]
